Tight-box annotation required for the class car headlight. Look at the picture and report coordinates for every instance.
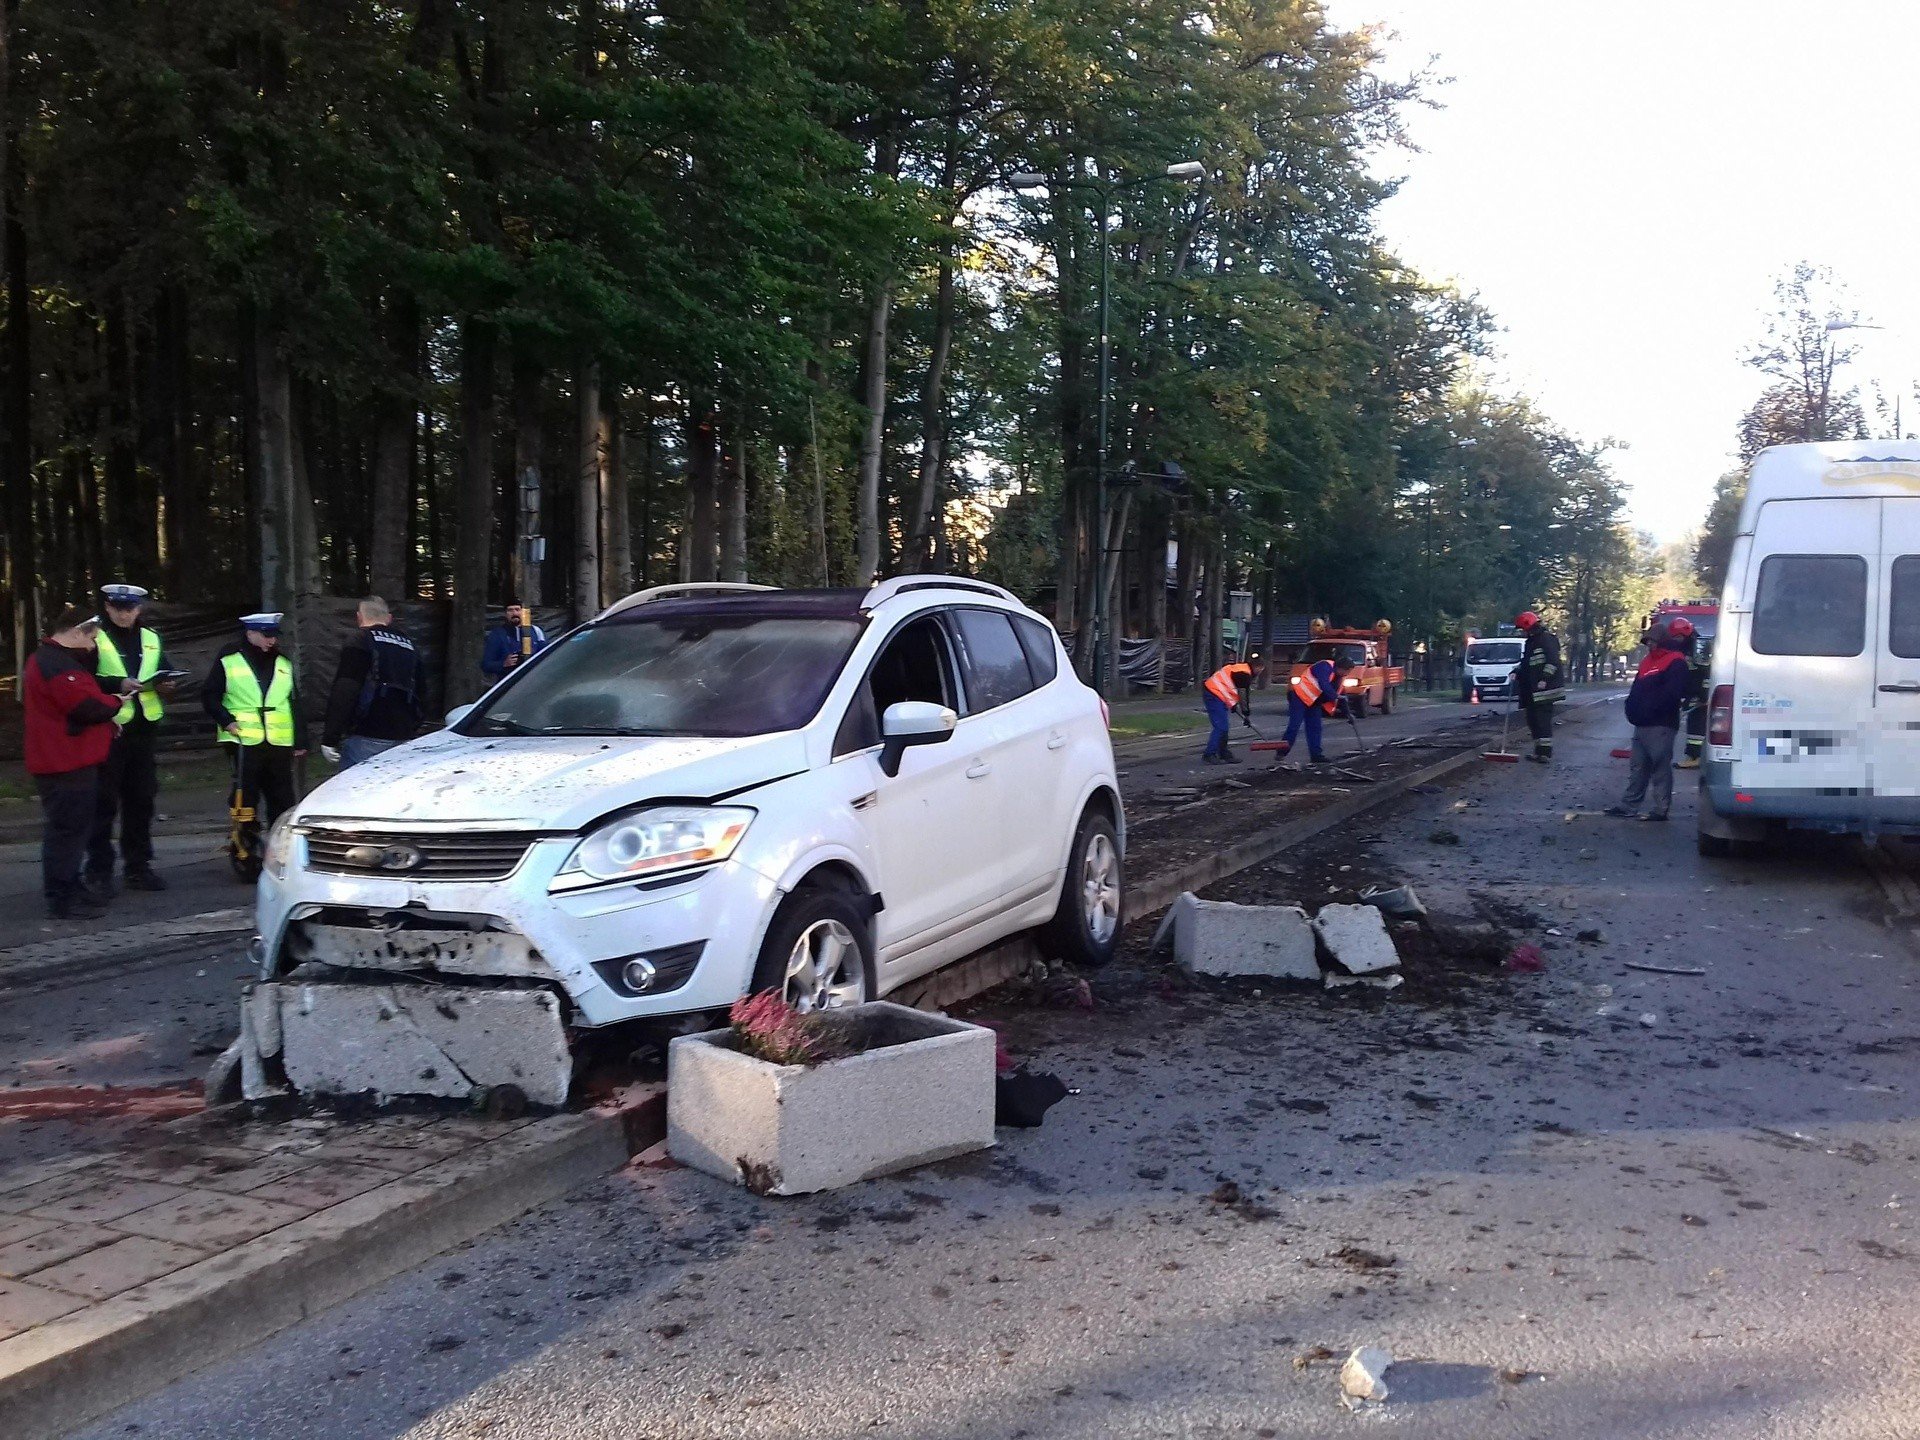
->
[264,814,299,880]
[551,806,754,892]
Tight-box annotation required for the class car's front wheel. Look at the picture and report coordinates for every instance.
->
[1045,810,1122,968]
[750,884,875,1013]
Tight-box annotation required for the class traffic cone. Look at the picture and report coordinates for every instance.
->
[1470,687,1480,705]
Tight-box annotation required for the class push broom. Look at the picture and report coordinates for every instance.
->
[1482,696,1520,763]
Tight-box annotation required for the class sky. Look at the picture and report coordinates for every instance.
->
[1321,0,1920,544]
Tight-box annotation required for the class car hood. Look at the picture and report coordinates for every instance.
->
[293,729,811,831]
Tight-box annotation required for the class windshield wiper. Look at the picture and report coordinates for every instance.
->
[472,717,535,735]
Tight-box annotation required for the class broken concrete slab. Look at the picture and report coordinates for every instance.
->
[1311,903,1400,975]
[1326,972,1403,992]
[1170,894,1319,980]
[246,982,573,1108]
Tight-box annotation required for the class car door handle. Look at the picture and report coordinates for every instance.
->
[1047,731,1068,751]
[966,761,992,779]
[1880,683,1920,694]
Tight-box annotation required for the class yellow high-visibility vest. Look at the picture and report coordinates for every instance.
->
[95,627,164,724]
[218,652,295,746]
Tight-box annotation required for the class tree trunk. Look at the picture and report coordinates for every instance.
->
[250,309,296,620]
[854,283,893,586]
[686,402,718,582]
[601,384,630,597]
[510,352,542,606]
[907,252,954,572]
[369,292,419,600]
[808,395,829,585]
[721,419,747,582]
[574,357,602,618]
[448,318,496,705]
[2,4,30,691]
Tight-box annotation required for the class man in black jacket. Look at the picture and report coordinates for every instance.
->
[1607,617,1694,821]
[319,597,423,769]
[1514,611,1566,764]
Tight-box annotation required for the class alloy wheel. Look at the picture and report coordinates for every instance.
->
[1082,831,1121,946]
[783,918,865,1013]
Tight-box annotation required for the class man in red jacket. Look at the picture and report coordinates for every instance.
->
[23,607,139,918]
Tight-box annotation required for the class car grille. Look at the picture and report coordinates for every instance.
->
[302,828,543,882]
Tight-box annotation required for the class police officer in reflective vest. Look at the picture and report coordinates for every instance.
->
[1201,651,1265,764]
[202,612,306,832]
[87,584,178,893]
[1276,651,1357,766]
[1514,610,1566,763]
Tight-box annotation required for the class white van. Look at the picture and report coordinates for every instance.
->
[1700,440,1920,853]
[1462,635,1525,702]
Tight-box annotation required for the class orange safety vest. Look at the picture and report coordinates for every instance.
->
[1291,661,1341,714]
[1204,663,1252,706]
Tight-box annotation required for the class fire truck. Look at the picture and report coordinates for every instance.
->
[1288,619,1406,718]
[1646,597,1718,652]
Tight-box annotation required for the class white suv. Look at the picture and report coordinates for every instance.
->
[255,578,1124,1029]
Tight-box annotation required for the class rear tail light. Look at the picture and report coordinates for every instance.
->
[1708,684,1733,747]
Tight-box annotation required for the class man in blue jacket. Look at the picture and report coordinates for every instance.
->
[481,604,548,684]
[1606,616,1694,822]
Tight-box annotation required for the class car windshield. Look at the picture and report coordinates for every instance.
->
[1305,642,1368,665]
[1466,641,1523,665]
[465,614,862,738]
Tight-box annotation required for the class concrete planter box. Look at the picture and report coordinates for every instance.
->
[667,1001,996,1195]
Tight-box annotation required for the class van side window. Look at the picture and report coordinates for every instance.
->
[834,615,958,756]
[1750,555,1868,657]
[1890,557,1920,659]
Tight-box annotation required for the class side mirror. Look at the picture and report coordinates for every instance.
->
[445,703,475,728]
[879,701,957,777]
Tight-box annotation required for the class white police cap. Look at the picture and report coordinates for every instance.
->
[240,611,284,631]
[101,584,150,604]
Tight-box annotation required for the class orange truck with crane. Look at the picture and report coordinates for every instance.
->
[1287,619,1405,718]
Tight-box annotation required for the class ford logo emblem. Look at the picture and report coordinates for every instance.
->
[344,843,425,872]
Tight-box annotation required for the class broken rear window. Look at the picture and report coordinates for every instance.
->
[465,616,861,738]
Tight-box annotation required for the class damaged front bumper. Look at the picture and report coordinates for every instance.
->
[220,978,573,1108]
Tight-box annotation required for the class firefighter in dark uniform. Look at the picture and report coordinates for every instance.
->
[86,583,177,893]
[202,612,306,845]
[1676,621,1709,770]
[1514,610,1565,763]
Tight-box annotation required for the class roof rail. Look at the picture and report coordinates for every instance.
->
[596,582,777,621]
[862,575,1018,611]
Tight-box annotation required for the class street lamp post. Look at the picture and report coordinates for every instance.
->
[1009,160,1206,695]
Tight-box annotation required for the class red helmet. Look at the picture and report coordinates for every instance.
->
[1665,616,1695,641]
[1515,611,1540,631]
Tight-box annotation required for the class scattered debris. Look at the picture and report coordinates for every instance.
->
[1624,961,1706,976]
[1171,893,1319,980]
[1326,972,1403,992]
[1330,1245,1397,1272]
[1339,1345,1394,1407]
[1359,883,1426,919]
[1332,767,1376,784]
[996,1068,1070,1128]
[1500,1367,1544,1385]
[1293,1345,1339,1370]
[1506,944,1547,974]
[1640,1013,1660,1028]
[1610,747,1632,759]
[1576,928,1605,944]
[1424,917,1509,961]
[1428,827,1462,846]
[1313,904,1401,977]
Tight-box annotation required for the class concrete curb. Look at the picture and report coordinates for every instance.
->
[0,1090,664,1440]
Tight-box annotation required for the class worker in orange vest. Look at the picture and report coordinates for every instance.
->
[1201,650,1265,764]
[1274,651,1358,766]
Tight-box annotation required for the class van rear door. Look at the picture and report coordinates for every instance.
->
[1728,498,1876,795]
[1870,498,1920,797]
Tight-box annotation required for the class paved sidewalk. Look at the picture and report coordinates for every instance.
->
[0,1096,659,1438]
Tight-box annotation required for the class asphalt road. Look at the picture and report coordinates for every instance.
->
[67,701,1920,1438]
